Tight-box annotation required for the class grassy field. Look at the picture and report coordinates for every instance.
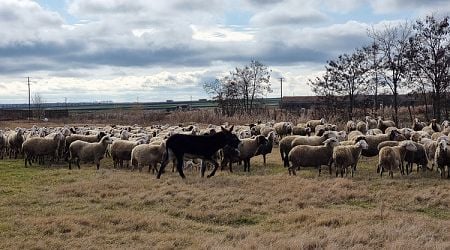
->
[0,150,449,249]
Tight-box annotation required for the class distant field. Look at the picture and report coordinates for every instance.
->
[0,150,449,249]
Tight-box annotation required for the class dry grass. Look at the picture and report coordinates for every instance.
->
[0,149,449,249]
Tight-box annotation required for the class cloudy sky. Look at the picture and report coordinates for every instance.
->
[0,0,449,104]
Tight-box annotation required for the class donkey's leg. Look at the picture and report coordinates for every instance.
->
[176,156,186,179]
[156,150,170,179]
[207,159,220,178]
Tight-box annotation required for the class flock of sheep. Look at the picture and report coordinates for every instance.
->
[0,115,449,179]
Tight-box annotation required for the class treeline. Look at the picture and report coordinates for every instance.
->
[310,14,450,123]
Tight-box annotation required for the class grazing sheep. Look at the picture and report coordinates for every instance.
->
[22,133,65,167]
[7,128,24,159]
[346,121,357,133]
[68,136,113,170]
[306,118,325,132]
[288,138,340,176]
[110,139,146,168]
[131,142,166,173]
[260,126,275,137]
[377,140,417,178]
[333,138,368,177]
[274,122,292,138]
[222,135,267,172]
[434,139,450,179]
[255,131,275,165]
[410,131,422,142]
[377,117,396,133]
[356,121,367,134]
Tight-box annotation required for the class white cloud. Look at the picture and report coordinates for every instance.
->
[191,25,255,42]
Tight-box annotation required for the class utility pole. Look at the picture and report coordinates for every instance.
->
[280,77,284,111]
[27,77,31,120]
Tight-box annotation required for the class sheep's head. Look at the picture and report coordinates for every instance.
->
[438,139,447,152]
[442,120,449,128]
[320,118,326,124]
[97,131,107,141]
[101,136,113,145]
[255,135,268,146]
[355,139,369,150]
[400,140,417,152]
[323,138,340,148]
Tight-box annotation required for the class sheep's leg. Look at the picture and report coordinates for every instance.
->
[207,160,220,178]
[263,154,266,165]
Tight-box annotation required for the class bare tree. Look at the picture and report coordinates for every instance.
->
[369,22,413,124]
[409,15,450,121]
[32,93,45,119]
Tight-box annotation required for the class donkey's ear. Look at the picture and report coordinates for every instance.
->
[221,126,227,132]
[229,125,234,132]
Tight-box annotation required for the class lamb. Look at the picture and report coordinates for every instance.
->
[22,133,65,167]
[7,128,24,159]
[377,117,396,133]
[221,135,267,172]
[332,138,368,177]
[434,139,450,179]
[274,122,292,138]
[131,142,166,173]
[68,135,113,170]
[356,121,367,134]
[377,140,417,178]
[288,138,340,176]
[110,139,146,168]
[306,118,325,132]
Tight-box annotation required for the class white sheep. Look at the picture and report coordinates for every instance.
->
[288,138,340,176]
[333,138,369,177]
[377,140,417,178]
[131,141,166,173]
[68,136,113,170]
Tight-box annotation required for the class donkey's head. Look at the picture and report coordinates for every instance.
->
[221,126,241,149]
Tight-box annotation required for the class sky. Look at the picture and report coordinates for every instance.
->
[0,0,449,104]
